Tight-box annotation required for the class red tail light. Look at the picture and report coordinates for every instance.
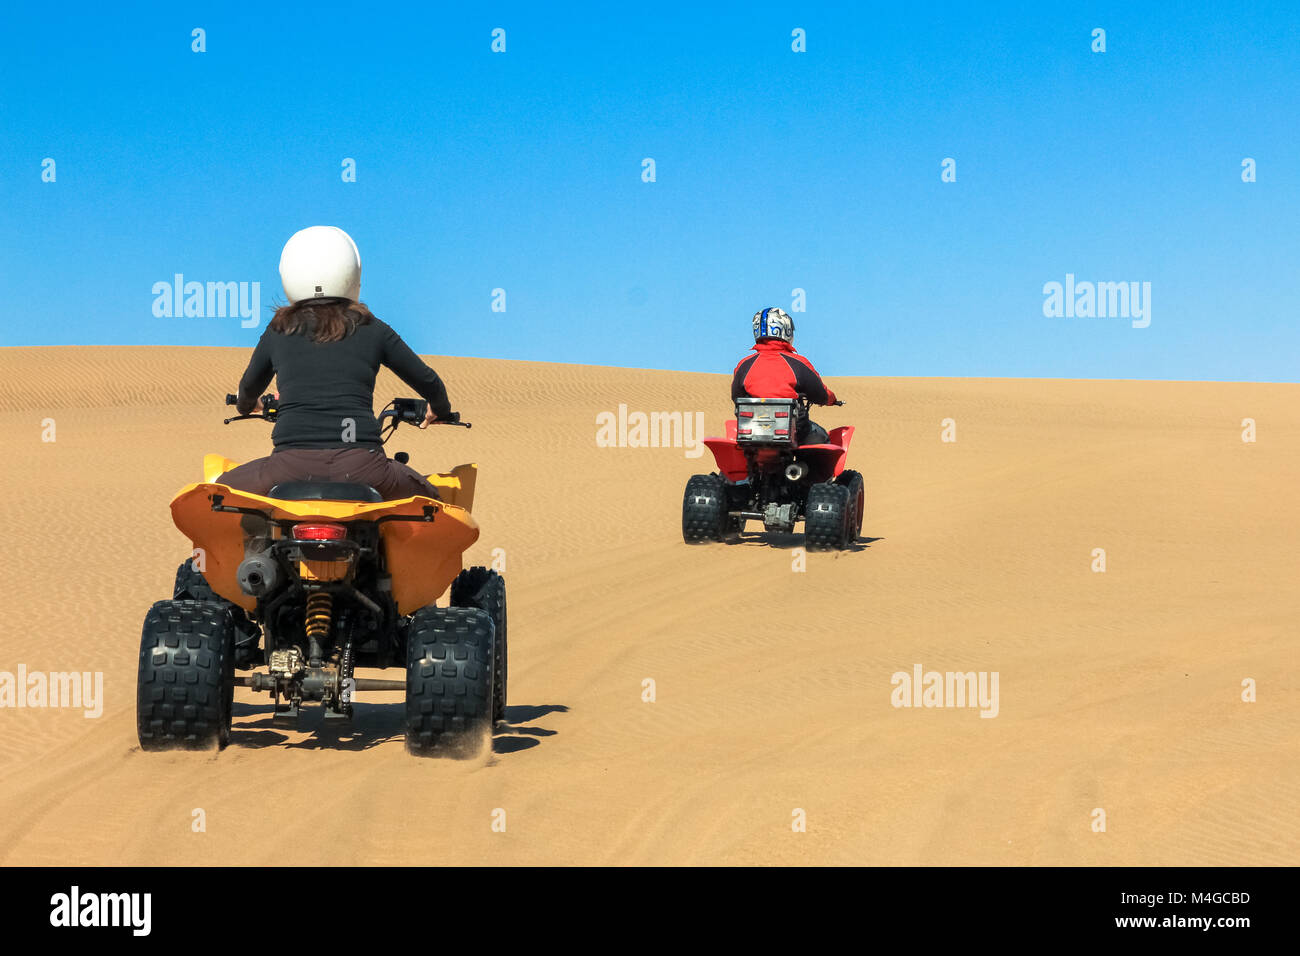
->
[774,429,789,436]
[293,523,348,541]
[738,427,752,435]
[738,410,754,418]
[775,411,789,418]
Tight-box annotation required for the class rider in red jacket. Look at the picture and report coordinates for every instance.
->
[731,307,837,444]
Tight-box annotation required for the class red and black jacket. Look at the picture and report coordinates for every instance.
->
[731,340,837,405]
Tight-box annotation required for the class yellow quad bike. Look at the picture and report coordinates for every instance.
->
[136,395,506,757]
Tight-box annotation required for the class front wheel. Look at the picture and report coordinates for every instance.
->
[173,557,220,602]
[837,470,865,544]
[405,606,495,757]
[137,600,236,751]
[682,474,728,543]
[450,567,508,724]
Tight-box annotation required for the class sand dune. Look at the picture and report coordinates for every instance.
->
[0,346,1295,865]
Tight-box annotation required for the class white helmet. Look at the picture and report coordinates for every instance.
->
[753,307,795,344]
[279,226,362,304]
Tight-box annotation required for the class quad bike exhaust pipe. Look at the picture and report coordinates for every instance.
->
[237,553,282,597]
[784,461,809,482]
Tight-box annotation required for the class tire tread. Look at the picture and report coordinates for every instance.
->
[805,482,850,551]
[682,474,727,543]
[136,599,235,750]
[405,606,494,756]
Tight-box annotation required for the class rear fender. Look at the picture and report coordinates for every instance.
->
[426,463,478,512]
[798,444,849,481]
[203,454,241,484]
[703,421,748,481]
[200,455,479,512]
[171,470,480,615]
[794,425,854,481]
[827,425,855,452]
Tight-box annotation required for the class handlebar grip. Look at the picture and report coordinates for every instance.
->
[225,394,237,406]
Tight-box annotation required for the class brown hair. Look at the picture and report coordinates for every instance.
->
[269,299,375,343]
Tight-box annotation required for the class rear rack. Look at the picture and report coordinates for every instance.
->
[735,397,800,446]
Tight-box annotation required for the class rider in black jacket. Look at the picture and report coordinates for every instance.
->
[218,226,451,500]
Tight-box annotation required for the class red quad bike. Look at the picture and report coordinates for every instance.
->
[682,395,863,551]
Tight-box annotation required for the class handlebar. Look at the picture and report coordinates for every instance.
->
[223,393,278,424]
[223,393,472,436]
[377,398,472,436]
[794,394,844,408]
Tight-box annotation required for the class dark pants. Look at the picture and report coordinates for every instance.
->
[798,419,830,445]
[217,446,440,500]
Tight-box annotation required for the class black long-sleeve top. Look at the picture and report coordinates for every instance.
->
[236,317,453,449]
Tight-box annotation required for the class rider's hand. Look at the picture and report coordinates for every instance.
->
[251,399,264,414]
[419,407,438,429]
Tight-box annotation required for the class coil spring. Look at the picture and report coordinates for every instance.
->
[305,592,333,642]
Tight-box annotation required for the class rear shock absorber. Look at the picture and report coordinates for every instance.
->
[305,591,333,662]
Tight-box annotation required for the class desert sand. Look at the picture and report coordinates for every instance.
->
[0,346,1295,865]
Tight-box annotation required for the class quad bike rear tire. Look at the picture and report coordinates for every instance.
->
[837,469,865,544]
[682,474,728,543]
[805,482,852,551]
[137,599,236,751]
[451,567,508,724]
[405,606,495,757]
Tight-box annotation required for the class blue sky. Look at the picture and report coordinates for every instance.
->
[2,1,1296,380]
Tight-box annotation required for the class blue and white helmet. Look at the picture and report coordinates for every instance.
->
[753,307,795,344]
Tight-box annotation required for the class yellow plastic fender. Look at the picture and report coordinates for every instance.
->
[173,459,480,615]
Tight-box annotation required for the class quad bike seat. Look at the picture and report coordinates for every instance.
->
[266,481,383,503]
